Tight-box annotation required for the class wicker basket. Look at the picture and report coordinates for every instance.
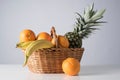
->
[25,27,84,73]
[27,48,84,73]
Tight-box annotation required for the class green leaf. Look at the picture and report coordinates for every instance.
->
[91,3,94,11]
[76,12,83,19]
[94,21,107,23]
[84,3,94,21]
[74,3,106,39]
[91,9,106,21]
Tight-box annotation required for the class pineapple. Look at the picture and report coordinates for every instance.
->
[65,3,106,48]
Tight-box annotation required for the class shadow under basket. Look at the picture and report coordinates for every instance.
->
[26,48,84,73]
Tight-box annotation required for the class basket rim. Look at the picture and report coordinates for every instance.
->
[37,48,84,52]
[40,47,84,50]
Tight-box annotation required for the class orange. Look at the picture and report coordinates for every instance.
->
[51,35,69,48]
[19,29,36,42]
[57,35,69,48]
[62,58,80,76]
[37,32,52,41]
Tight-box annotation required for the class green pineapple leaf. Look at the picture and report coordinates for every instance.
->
[90,9,106,21]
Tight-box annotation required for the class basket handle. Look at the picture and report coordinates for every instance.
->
[50,26,58,48]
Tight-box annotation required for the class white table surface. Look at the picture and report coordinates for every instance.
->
[0,65,120,80]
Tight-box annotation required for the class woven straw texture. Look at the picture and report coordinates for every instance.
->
[27,48,84,73]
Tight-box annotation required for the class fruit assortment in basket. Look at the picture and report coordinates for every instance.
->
[16,3,106,75]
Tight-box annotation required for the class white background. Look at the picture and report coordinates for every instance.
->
[0,0,120,65]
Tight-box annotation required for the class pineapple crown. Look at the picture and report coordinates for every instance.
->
[73,3,106,39]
